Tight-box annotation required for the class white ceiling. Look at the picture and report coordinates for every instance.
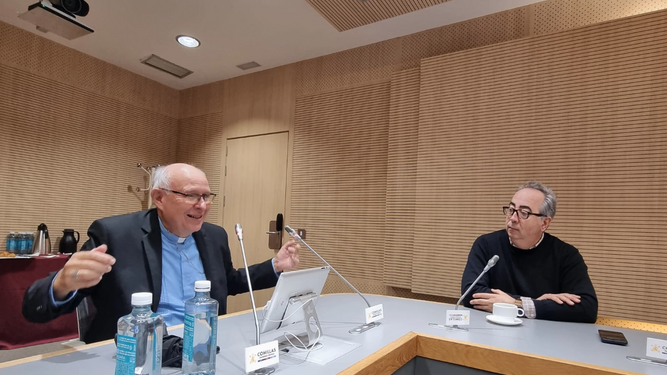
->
[0,0,544,90]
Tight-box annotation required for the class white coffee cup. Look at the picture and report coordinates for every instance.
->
[492,303,524,322]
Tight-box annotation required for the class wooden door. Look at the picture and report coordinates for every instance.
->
[222,132,289,313]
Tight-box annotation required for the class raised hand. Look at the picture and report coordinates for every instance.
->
[273,240,300,273]
[52,245,115,300]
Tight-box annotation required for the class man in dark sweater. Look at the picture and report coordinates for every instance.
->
[461,182,598,323]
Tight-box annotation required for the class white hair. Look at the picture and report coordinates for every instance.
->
[151,164,207,191]
[151,165,171,190]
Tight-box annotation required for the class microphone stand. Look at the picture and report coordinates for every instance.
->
[429,255,500,331]
[284,225,380,334]
[235,224,275,375]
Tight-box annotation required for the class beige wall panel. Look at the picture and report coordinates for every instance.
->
[177,65,297,225]
[179,81,225,119]
[322,275,389,297]
[0,21,179,119]
[305,0,454,32]
[413,9,667,324]
[296,39,399,96]
[400,7,528,70]
[291,82,389,281]
[222,65,296,138]
[0,64,177,251]
[534,0,667,35]
[384,68,420,289]
[176,113,225,225]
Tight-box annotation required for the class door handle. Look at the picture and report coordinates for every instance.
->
[267,213,283,250]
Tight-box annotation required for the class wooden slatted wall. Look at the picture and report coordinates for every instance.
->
[533,0,667,35]
[0,22,178,252]
[176,113,225,225]
[384,68,420,289]
[414,10,667,323]
[170,0,667,327]
[305,0,454,32]
[400,7,528,70]
[292,82,390,284]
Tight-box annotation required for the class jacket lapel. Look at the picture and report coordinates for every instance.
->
[141,209,163,310]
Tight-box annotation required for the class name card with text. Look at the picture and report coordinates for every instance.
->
[245,340,279,373]
[647,338,667,361]
[365,304,384,324]
[445,310,471,326]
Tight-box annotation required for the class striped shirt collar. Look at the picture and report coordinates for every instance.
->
[509,232,544,250]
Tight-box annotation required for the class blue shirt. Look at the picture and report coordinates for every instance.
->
[157,218,206,327]
[48,221,205,322]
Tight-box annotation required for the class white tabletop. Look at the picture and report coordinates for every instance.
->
[2,294,666,374]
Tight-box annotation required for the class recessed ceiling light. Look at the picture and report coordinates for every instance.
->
[176,35,200,48]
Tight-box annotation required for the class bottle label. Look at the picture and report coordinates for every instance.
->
[115,334,137,375]
[183,313,195,362]
[154,323,162,371]
[211,316,218,352]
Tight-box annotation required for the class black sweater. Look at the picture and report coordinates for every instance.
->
[461,230,598,323]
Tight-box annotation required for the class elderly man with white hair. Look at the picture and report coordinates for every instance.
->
[23,163,300,343]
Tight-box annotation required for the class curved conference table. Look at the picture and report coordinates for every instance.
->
[1,294,665,375]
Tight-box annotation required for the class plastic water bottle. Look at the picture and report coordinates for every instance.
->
[182,280,219,375]
[5,232,16,252]
[27,232,34,253]
[21,232,30,254]
[116,292,163,375]
[16,233,25,254]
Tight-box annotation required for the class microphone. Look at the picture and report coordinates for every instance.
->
[284,225,371,308]
[284,225,382,334]
[456,255,499,310]
[235,224,261,346]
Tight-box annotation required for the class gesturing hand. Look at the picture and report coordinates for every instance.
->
[536,293,581,305]
[469,289,515,312]
[52,245,115,300]
[273,240,300,273]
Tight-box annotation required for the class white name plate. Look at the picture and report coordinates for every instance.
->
[365,304,384,324]
[647,338,667,361]
[245,340,279,373]
[445,310,470,326]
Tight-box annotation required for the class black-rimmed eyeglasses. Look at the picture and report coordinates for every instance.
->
[161,189,217,204]
[503,206,546,220]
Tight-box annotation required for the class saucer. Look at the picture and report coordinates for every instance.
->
[486,315,522,326]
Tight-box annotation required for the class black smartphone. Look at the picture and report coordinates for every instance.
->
[598,329,628,346]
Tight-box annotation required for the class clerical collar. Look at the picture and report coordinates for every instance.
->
[509,233,544,250]
[158,218,191,244]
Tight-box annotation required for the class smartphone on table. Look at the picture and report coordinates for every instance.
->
[598,329,628,346]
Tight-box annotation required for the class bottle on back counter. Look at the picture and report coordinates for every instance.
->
[182,280,219,375]
[116,292,163,375]
[5,232,17,253]
[16,233,26,254]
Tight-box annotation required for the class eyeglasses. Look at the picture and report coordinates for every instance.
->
[161,189,217,204]
[503,206,546,220]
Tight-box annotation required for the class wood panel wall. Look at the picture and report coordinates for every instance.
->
[304,0,454,32]
[291,82,390,281]
[174,0,667,327]
[384,68,420,289]
[176,65,296,227]
[0,21,179,252]
[414,9,667,323]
